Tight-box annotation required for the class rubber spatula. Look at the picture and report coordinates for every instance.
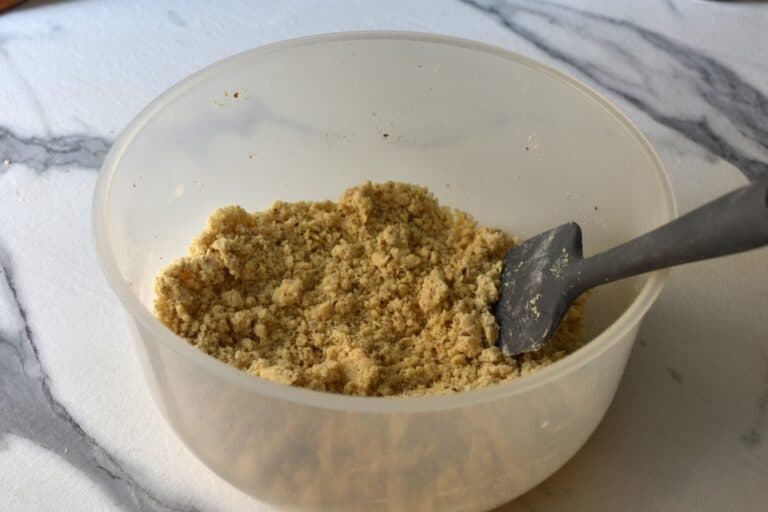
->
[495,176,768,355]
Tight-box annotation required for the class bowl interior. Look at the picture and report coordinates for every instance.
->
[99,33,672,366]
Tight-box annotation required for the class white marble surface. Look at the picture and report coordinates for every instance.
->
[1,0,767,510]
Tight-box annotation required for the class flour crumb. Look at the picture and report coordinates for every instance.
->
[154,181,585,396]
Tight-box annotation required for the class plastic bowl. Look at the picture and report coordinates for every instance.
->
[93,32,675,512]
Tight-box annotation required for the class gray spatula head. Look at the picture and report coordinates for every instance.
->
[493,176,768,356]
[494,223,584,356]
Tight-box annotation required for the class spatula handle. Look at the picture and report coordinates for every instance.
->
[574,176,768,291]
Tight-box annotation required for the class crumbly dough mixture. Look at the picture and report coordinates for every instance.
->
[154,181,583,396]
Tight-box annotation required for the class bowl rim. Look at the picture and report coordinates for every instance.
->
[93,30,677,414]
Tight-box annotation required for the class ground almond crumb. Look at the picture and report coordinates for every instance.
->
[154,181,584,396]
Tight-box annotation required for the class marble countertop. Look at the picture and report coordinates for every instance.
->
[1,1,767,510]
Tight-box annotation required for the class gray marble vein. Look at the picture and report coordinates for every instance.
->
[167,10,187,28]
[661,0,681,17]
[0,247,198,512]
[459,0,768,181]
[0,127,110,173]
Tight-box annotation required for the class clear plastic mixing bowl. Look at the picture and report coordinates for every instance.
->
[93,32,676,512]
